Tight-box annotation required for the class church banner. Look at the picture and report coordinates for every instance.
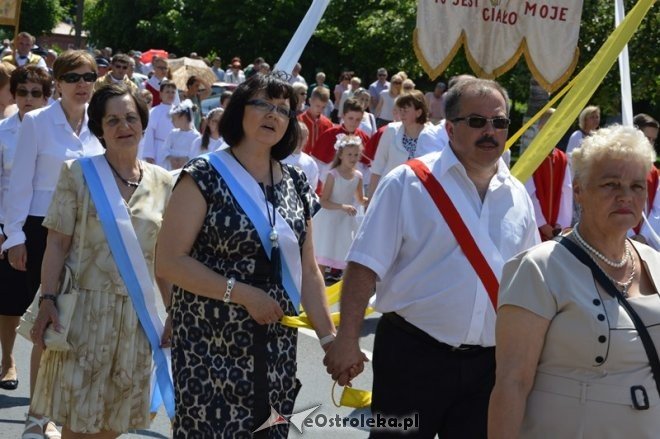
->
[414,0,584,92]
[0,0,20,26]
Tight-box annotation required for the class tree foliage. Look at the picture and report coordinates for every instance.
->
[79,0,657,118]
[0,0,63,40]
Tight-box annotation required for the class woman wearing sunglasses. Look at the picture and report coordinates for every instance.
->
[0,65,50,396]
[1,50,104,439]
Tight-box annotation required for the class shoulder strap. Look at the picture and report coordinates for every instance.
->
[407,158,499,309]
[558,236,660,397]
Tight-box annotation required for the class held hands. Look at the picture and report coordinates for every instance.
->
[323,333,369,386]
[341,204,357,216]
[8,244,28,271]
[31,300,62,349]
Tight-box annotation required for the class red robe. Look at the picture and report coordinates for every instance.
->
[311,125,371,165]
[145,80,162,106]
[634,167,659,234]
[364,125,387,164]
[297,110,334,155]
[532,148,568,236]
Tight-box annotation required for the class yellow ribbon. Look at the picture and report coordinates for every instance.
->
[331,381,373,409]
[504,77,576,152]
[280,280,375,329]
[510,0,655,184]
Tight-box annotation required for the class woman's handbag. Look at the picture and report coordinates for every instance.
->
[16,191,89,351]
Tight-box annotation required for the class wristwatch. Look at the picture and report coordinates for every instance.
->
[38,294,57,307]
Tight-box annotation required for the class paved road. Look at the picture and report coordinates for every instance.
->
[0,306,379,438]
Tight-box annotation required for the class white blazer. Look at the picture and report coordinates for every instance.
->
[371,122,435,177]
[2,101,104,250]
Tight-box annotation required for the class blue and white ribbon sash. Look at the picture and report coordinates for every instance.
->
[79,156,175,419]
[203,150,302,312]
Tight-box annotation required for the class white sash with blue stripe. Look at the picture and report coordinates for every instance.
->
[203,150,302,312]
[78,155,175,419]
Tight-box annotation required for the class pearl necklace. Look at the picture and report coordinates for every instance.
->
[573,224,630,268]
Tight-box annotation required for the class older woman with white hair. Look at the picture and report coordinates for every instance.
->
[489,125,660,438]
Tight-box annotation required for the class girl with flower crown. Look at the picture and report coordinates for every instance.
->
[163,99,200,169]
[312,134,368,275]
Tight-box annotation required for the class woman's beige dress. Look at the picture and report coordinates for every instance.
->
[31,160,173,433]
[500,239,660,438]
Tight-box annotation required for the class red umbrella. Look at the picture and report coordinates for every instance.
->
[140,49,169,64]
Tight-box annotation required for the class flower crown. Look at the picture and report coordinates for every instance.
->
[169,99,194,117]
[334,134,363,150]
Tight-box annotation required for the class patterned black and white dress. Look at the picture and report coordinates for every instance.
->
[171,157,319,438]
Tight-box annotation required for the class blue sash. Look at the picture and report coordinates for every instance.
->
[79,156,175,419]
[203,150,302,312]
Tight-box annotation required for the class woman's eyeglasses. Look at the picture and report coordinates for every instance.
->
[15,88,44,98]
[59,72,98,83]
[451,116,511,130]
[246,99,294,119]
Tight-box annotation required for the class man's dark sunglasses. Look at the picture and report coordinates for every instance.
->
[451,116,510,130]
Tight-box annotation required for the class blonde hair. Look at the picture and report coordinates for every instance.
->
[578,105,600,131]
[572,125,656,184]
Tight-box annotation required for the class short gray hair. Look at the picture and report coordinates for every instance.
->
[572,124,656,184]
[444,78,509,121]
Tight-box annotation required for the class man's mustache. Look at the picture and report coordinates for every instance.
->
[476,136,500,148]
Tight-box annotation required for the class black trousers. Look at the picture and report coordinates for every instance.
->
[0,216,47,315]
[369,314,495,439]
[24,215,48,296]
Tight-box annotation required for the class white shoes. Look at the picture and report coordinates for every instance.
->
[22,415,61,439]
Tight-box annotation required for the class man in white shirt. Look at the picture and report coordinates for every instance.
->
[289,62,307,86]
[324,78,540,437]
[225,57,246,84]
[1,33,47,70]
[368,68,389,111]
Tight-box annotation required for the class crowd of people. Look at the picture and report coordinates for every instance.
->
[0,31,658,438]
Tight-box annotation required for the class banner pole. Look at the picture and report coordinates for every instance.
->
[615,0,633,126]
[14,0,23,39]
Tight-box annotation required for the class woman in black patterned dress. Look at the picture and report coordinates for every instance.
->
[156,73,338,438]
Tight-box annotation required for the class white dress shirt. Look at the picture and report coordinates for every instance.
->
[141,104,174,166]
[12,52,47,70]
[282,151,320,192]
[416,119,449,156]
[347,146,540,347]
[0,112,21,232]
[2,101,104,250]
